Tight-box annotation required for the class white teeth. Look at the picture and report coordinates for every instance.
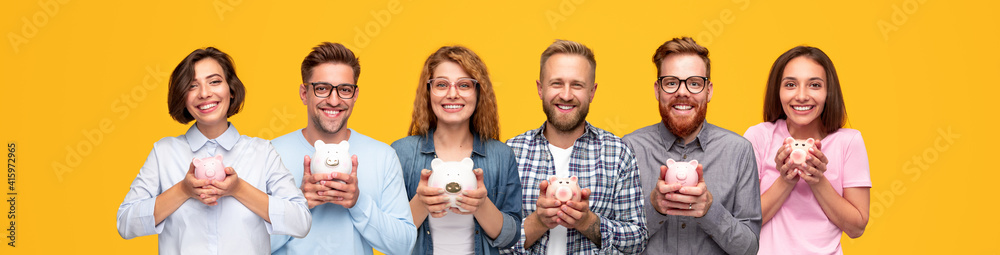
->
[323,110,341,115]
[443,105,462,109]
[793,106,813,111]
[557,105,573,110]
[673,105,692,110]
[199,103,217,110]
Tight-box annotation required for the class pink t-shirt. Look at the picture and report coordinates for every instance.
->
[743,119,871,255]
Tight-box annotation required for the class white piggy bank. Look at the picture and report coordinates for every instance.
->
[311,140,352,179]
[428,158,477,212]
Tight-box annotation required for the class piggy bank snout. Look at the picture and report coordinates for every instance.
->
[326,157,340,166]
[675,171,689,181]
[790,149,807,164]
[205,168,217,177]
[445,182,462,194]
[554,186,573,201]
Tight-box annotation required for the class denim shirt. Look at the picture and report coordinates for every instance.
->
[392,129,523,255]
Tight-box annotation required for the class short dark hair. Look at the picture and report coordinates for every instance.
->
[763,46,847,135]
[167,47,246,124]
[301,42,361,83]
[652,37,710,78]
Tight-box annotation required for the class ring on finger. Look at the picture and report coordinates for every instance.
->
[688,203,693,210]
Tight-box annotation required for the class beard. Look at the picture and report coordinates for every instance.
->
[543,100,589,133]
[311,105,349,135]
[659,99,708,139]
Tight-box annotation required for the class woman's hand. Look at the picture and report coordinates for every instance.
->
[452,168,488,215]
[799,140,830,186]
[775,140,801,184]
[415,169,451,218]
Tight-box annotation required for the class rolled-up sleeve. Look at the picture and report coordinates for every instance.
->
[117,146,165,239]
[485,151,523,249]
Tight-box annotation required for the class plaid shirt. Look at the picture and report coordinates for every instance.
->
[502,122,648,254]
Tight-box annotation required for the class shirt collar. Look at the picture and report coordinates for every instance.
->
[419,127,486,157]
[185,122,239,152]
[657,120,710,150]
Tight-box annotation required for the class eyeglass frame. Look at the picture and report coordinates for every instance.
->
[425,77,480,96]
[656,75,710,94]
[306,82,358,99]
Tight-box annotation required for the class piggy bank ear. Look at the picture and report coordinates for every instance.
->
[193,158,202,165]
[213,154,223,161]
[784,137,795,144]
[314,140,325,148]
[806,138,815,146]
[338,141,350,151]
[460,158,474,169]
[431,158,444,170]
[549,176,558,183]
[570,176,578,182]
[666,158,676,167]
[689,160,699,168]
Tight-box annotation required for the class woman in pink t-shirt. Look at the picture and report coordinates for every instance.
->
[744,46,871,255]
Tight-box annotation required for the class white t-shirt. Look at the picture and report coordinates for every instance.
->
[546,144,574,255]
[429,211,475,254]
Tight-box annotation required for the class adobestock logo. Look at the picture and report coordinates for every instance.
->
[7,0,71,54]
[877,0,929,41]
[346,0,409,54]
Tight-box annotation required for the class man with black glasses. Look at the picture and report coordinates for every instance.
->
[623,37,761,255]
[269,42,416,255]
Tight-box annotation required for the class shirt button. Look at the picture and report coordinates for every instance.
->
[658,221,664,224]
[681,223,686,229]
[683,154,687,159]
[426,230,430,235]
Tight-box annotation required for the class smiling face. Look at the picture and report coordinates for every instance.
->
[779,56,827,129]
[538,53,596,133]
[656,53,712,139]
[301,62,357,136]
[429,61,477,128]
[185,58,232,128]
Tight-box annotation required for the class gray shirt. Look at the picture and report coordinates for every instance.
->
[623,121,761,255]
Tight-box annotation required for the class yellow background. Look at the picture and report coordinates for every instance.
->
[1,0,996,253]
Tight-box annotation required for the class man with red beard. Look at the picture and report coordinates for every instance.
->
[622,37,761,255]
[503,40,647,255]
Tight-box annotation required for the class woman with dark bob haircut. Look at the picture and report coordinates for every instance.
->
[117,47,310,254]
[744,46,871,254]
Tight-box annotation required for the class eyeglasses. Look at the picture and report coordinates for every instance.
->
[427,78,478,97]
[308,82,357,99]
[657,76,709,94]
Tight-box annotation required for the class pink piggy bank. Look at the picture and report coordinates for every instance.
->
[193,155,226,181]
[546,176,581,202]
[664,159,699,187]
[785,137,816,165]
[428,158,477,212]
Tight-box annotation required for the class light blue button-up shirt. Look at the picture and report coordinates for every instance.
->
[117,123,312,255]
[269,129,416,255]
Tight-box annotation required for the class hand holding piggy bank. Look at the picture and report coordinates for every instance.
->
[664,159,699,187]
[546,176,581,202]
[428,158,477,212]
[193,154,226,181]
[311,140,352,181]
[785,137,816,165]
